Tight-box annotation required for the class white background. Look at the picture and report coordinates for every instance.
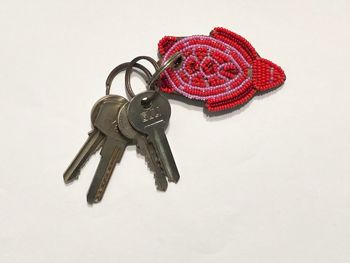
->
[1,0,350,262]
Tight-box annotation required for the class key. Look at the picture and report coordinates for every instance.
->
[118,102,168,191]
[63,95,124,183]
[127,91,180,183]
[87,97,129,204]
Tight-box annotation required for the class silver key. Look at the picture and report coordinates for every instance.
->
[118,102,168,191]
[127,91,180,183]
[87,97,129,204]
[63,95,122,183]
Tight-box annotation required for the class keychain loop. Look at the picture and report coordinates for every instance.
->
[106,62,153,95]
[148,52,183,88]
[125,56,160,98]
[125,53,182,104]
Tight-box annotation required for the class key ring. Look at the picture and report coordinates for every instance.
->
[105,62,153,95]
[125,56,160,98]
[148,52,183,88]
[125,53,183,104]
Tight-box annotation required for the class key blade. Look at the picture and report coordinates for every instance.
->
[147,127,180,183]
[119,103,168,191]
[128,91,179,185]
[137,137,168,191]
[87,137,127,204]
[63,130,105,183]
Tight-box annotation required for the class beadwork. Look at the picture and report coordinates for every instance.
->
[158,27,286,112]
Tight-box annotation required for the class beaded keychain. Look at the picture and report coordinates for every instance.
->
[157,27,286,112]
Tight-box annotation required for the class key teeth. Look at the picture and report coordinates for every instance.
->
[63,148,97,184]
[87,195,100,205]
[145,143,169,191]
[146,154,168,191]
[137,145,157,174]
[136,145,145,158]
[63,173,79,184]
[143,150,155,172]
[64,132,104,184]
[155,177,168,191]
[137,143,168,191]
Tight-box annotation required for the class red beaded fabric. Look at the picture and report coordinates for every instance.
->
[158,27,286,112]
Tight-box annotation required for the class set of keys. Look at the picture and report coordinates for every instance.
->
[63,56,181,204]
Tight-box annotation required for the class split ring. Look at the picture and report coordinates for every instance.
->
[124,53,182,103]
[105,62,153,95]
[125,56,159,98]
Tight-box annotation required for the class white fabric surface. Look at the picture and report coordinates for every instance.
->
[1,0,350,262]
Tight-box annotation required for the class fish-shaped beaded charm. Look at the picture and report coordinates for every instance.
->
[158,27,286,112]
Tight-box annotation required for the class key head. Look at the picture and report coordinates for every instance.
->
[94,96,128,139]
[117,102,138,141]
[128,91,171,134]
[91,95,126,125]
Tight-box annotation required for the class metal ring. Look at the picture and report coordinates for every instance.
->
[105,62,153,95]
[148,52,183,88]
[143,52,183,104]
[125,56,160,98]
